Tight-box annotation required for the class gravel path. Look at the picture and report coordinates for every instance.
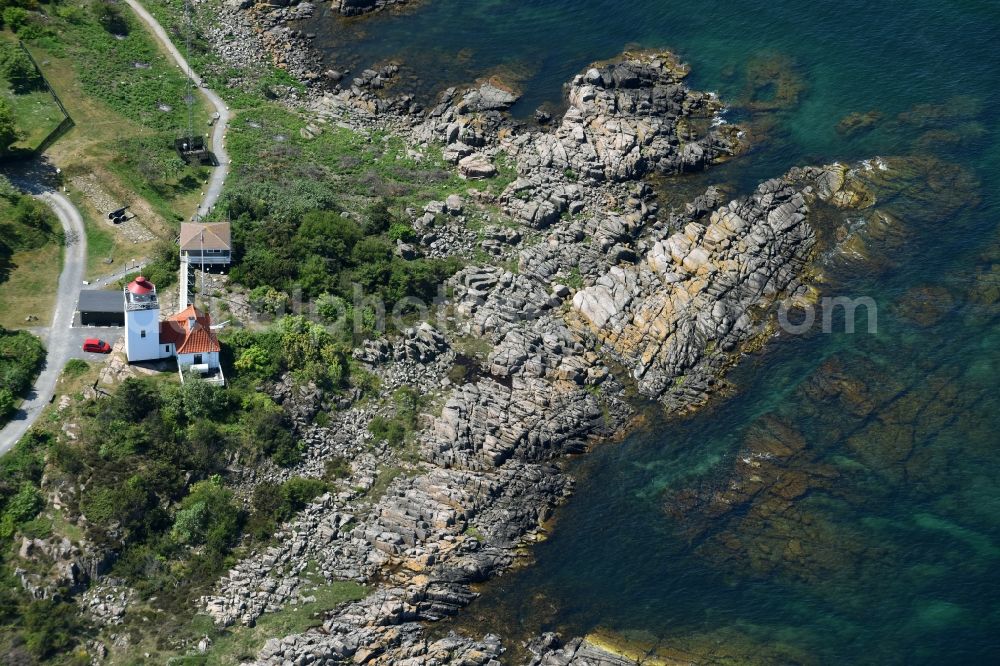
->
[123,0,231,219]
[1,1,233,455]
[0,191,87,456]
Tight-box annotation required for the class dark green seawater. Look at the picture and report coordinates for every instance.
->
[302,1,1000,662]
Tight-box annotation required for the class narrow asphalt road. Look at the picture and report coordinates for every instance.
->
[1,2,232,455]
[0,191,86,456]
[124,0,231,218]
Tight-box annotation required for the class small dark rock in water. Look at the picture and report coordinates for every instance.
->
[535,109,552,124]
[836,109,883,136]
[324,69,343,82]
[897,285,954,326]
[333,0,411,17]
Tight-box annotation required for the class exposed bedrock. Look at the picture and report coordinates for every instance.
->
[185,32,917,663]
[325,0,412,17]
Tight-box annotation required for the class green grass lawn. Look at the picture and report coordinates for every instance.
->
[0,33,66,152]
[0,85,64,151]
[8,1,215,225]
[0,242,62,329]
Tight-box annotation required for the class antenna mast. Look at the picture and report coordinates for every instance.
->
[200,227,205,308]
[184,0,195,153]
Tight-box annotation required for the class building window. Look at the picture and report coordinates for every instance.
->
[165,345,169,353]
[140,330,146,338]
[194,354,203,365]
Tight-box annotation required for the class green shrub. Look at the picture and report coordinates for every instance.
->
[21,598,84,660]
[0,482,43,538]
[248,284,288,316]
[0,98,17,151]
[171,478,241,551]
[0,43,43,93]
[368,415,405,447]
[64,358,89,377]
[0,183,59,252]
[237,393,300,466]
[324,456,351,480]
[0,387,14,421]
[1,7,29,32]
[247,476,328,540]
[368,387,424,448]
[92,0,129,35]
[0,329,46,425]
[387,221,416,242]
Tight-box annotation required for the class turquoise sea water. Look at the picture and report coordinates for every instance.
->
[303,1,1000,662]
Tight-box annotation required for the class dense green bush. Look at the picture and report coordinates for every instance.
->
[0,431,48,538]
[0,176,61,253]
[29,375,326,615]
[1,6,29,32]
[119,240,179,289]
[246,476,328,540]
[368,387,423,448]
[229,201,460,317]
[226,316,351,391]
[0,328,46,424]
[0,41,43,93]
[20,598,86,661]
[92,0,128,35]
[0,387,14,421]
[63,358,90,377]
[0,97,18,151]
[220,108,466,338]
[171,477,240,550]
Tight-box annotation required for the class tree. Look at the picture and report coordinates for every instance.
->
[296,253,334,297]
[21,599,83,660]
[175,378,231,421]
[1,7,29,33]
[0,387,14,421]
[92,0,129,35]
[234,344,272,377]
[0,98,20,152]
[293,210,361,264]
[171,478,241,551]
[238,394,299,466]
[0,482,43,538]
[104,378,161,423]
[362,198,395,235]
[0,45,42,93]
[248,285,288,316]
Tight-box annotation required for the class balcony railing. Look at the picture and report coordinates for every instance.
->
[125,300,159,312]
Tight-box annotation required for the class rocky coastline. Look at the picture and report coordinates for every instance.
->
[106,3,905,663]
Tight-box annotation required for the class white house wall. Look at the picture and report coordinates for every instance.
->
[177,351,220,369]
[125,308,161,362]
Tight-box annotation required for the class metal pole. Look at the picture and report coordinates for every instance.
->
[185,0,194,148]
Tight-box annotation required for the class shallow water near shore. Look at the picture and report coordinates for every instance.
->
[303,1,1000,662]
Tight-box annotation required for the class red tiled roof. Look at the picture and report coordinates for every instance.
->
[159,305,220,355]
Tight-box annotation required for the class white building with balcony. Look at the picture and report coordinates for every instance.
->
[179,222,231,266]
[123,276,224,384]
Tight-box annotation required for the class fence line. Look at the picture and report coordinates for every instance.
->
[16,40,75,154]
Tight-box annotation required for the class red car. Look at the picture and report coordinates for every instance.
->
[82,338,112,354]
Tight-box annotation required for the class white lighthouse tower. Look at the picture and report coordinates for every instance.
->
[124,276,162,362]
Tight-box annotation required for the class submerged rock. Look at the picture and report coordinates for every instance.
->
[836,109,883,136]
